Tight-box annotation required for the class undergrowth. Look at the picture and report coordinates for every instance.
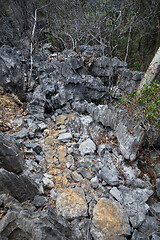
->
[120,79,160,129]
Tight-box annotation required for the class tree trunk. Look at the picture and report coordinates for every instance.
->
[137,46,160,94]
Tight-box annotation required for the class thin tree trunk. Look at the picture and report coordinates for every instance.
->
[137,46,160,94]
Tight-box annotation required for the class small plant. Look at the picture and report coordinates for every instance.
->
[120,79,160,129]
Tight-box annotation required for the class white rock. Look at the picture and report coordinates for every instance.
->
[58,132,72,141]
[38,123,47,130]
[43,177,54,188]
[79,138,96,156]
[110,187,122,202]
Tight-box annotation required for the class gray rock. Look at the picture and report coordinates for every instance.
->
[138,216,159,236]
[50,189,57,200]
[35,155,45,164]
[32,195,46,208]
[58,132,72,141]
[56,188,88,219]
[131,230,147,240]
[91,176,99,189]
[27,86,46,120]
[89,122,108,145]
[65,75,106,102]
[150,202,160,219]
[115,122,145,160]
[0,132,24,173]
[151,151,160,178]
[0,168,38,202]
[152,233,160,240]
[72,100,88,113]
[71,171,83,182]
[61,58,83,77]
[91,56,111,68]
[101,165,119,186]
[156,178,160,199]
[79,138,96,156]
[85,103,146,161]
[26,143,42,154]
[92,105,119,130]
[42,173,54,188]
[11,127,29,140]
[120,164,141,181]
[98,143,112,157]
[112,57,126,67]
[87,102,96,115]
[117,68,143,94]
[79,45,105,57]
[0,207,75,240]
[91,198,131,240]
[89,65,113,77]
[101,151,119,186]
[0,195,3,207]
[0,46,25,101]
[110,187,123,202]
[38,122,47,130]
[78,167,92,180]
[119,186,153,228]
[80,115,93,139]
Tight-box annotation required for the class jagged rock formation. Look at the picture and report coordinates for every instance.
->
[0,132,24,173]
[0,45,160,239]
[0,206,75,240]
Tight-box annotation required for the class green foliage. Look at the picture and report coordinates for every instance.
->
[120,79,160,129]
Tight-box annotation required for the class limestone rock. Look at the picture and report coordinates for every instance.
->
[58,132,72,141]
[0,132,24,173]
[101,165,119,186]
[131,229,147,240]
[11,127,29,140]
[0,168,38,202]
[101,150,119,186]
[27,86,46,120]
[138,216,159,236]
[150,202,160,219]
[79,138,96,156]
[56,188,88,219]
[0,46,25,101]
[119,186,153,228]
[115,122,145,160]
[110,187,123,202]
[91,198,131,240]
[0,207,75,240]
[32,195,46,208]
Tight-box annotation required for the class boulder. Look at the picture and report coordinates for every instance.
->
[91,198,131,240]
[0,207,75,240]
[0,132,24,173]
[56,188,88,219]
[119,186,153,228]
[0,168,38,202]
[27,86,46,120]
[0,46,25,101]
[115,122,145,160]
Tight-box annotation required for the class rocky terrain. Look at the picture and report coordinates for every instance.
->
[0,44,160,240]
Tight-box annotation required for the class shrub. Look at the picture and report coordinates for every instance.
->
[120,79,160,129]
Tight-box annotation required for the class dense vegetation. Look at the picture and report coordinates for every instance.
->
[0,0,160,71]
